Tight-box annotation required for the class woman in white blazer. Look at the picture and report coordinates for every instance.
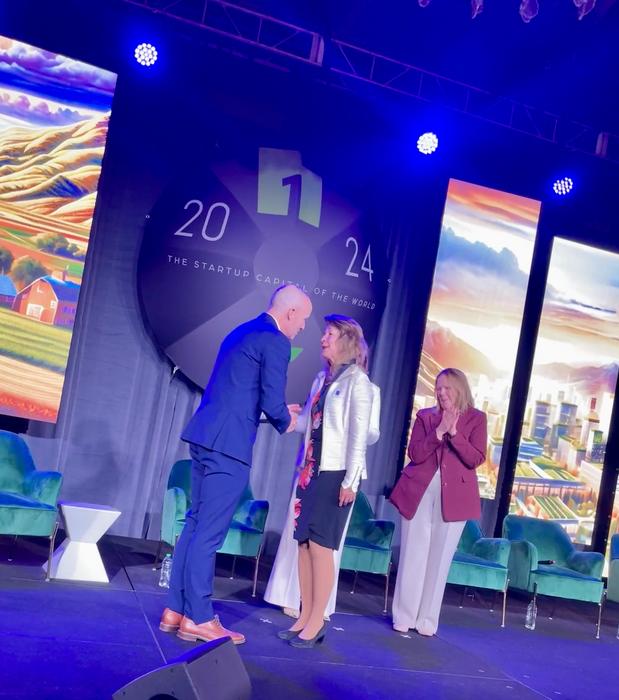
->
[276,314,380,648]
[264,380,380,620]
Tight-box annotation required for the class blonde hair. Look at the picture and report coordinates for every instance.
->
[435,368,474,412]
[324,314,368,373]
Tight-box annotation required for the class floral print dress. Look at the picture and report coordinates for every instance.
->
[294,365,349,529]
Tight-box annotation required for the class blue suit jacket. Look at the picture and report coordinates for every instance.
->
[181,313,292,465]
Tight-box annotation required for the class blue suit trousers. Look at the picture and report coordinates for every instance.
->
[167,444,249,623]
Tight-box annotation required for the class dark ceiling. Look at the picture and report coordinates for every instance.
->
[216,0,619,134]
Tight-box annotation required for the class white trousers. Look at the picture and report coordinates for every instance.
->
[392,470,465,636]
[264,476,353,617]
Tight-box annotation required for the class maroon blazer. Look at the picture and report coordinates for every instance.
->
[397,406,487,522]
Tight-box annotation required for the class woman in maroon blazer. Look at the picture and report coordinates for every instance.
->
[392,367,487,636]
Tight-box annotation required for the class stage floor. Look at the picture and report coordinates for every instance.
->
[0,534,617,699]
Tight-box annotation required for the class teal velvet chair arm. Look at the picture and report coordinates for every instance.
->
[507,539,538,591]
[24,471,62,508]
[233,499,269,532]
[566,550,604,578]
[161,486,187,547]
[471,537,511,567]
[362,518,395,548]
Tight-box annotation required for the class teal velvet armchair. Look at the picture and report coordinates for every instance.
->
[606,534,619,604]
[447,520,511,627]
[340,491,395,613]
[160,459,269,596]
[161,459,192,550]
[217,486,269,597]
[0,430,62,573]
[502,514,605,637]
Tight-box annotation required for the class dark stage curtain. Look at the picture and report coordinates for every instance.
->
[19,42,444,548]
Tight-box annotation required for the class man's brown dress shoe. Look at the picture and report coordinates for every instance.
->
[177,615,246,645]
[159,608,183,632]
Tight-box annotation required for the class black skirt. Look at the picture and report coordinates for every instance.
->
[294,469,352,550]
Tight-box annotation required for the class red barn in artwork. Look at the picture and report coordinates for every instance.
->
[13,271,80,328]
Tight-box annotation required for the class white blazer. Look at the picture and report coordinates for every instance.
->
[296,364,381,491]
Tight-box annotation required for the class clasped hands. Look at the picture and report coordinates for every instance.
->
[285,403,302,432]
[436,408,460,441]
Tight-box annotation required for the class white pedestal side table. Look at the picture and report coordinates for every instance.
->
[44,502,121,583]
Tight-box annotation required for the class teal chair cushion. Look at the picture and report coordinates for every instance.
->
[160,460,269,558]
[219,491,269,558]
[502,514,603,604]
[0,430,62,537]
[531,566,604,603]
[447,522,510,592]
[0,492,57,511]
[448,554,508,591]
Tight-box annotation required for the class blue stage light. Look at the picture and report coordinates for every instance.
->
[417,132,439,155]
[552,177,574,196]
[134,43,158,67]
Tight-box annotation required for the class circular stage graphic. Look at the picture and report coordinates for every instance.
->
[137,146,388,401]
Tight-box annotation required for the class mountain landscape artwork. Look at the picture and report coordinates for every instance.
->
[411,179,542,499]
[0,36,116,422]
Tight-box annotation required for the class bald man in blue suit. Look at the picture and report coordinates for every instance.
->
[160,285,312,645]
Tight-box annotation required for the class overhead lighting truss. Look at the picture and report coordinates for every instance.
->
[121,0,619,163]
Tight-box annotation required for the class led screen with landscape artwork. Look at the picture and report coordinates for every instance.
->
[0,36,116,422]
[509,238,619,547]
[409,179,541,499]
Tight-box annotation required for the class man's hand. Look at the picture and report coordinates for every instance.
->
[339,486,356,507]
[285,403,302,433]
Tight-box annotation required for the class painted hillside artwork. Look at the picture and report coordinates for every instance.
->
[0,36,116,422]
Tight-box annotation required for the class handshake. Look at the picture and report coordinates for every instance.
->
[286,403,302,433]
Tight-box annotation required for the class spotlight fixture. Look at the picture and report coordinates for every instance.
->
[552,177,574,196]
[417,132,439,155]
[134,43,158,67]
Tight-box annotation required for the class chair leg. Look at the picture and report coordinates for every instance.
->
[501,578,509,628]
[45,520,59,582]
[230,555,237,580]
[490,589,498,613]
[548,599,556,620]
[596,590,605,640]
[252,545,263,598]
[459,586,468,609]
[383,562,391,615]
[350,570,358,594]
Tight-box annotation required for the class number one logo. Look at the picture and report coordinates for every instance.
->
[257,147,322,228]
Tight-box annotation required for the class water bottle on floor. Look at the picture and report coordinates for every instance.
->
[524,599,537,630]
[159,553,172,588]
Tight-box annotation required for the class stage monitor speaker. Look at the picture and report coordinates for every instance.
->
[113,637,251,700]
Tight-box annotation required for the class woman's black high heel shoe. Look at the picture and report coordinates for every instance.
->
[288,624,326,648]
[277,629,300,640]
